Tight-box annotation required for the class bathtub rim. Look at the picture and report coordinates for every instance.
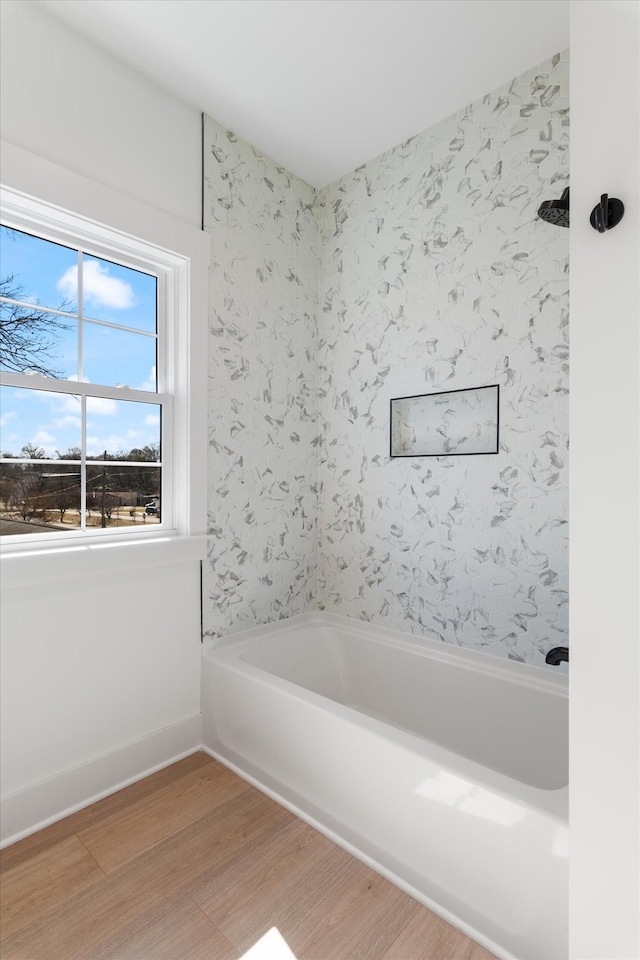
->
[207,610,568,695]
[203,611,568,822]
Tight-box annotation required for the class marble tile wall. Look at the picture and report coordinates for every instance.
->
[203,50,569,669]
[316,52,569,667]
[202,117,318,639]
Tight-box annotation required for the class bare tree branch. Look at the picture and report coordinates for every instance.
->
[0,276,72,378]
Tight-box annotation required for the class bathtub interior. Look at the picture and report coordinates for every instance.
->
[233,618,568,792]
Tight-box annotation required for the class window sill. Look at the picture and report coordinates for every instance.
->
[0,534,207,589]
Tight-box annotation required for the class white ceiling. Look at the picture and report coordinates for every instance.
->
[38,0,569,188]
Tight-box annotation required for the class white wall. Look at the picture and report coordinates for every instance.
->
[1,561,202,797]
[0,0,201,227]
[570,1,640,956]
[0,1,206,843]
[0,144,208,844]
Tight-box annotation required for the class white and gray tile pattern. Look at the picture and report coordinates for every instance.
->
[203,50,569,670]
[203,121,319,639]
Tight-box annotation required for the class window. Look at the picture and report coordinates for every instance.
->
[0,182,206,553]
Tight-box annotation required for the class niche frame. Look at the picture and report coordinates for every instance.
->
[390,384,500,458]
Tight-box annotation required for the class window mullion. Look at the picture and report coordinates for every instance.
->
[0,371,168,404]
[0,297,79,321]
[82,316,158,338]
[156,271,167,392]
[81,394,87,532]
[77,247,83,384]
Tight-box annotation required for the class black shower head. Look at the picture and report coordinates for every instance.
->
[537,187,570,227]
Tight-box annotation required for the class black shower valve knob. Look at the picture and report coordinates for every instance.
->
[590,194,625,233]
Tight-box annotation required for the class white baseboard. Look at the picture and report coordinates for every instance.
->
[0,713,203,848]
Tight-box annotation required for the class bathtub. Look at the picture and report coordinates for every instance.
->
[201,612,568,960]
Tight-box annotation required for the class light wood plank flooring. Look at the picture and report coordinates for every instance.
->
[0,753,497,960]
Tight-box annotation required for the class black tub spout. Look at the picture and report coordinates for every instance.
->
[545,646,569,665]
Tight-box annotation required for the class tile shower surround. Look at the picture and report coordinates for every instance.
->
[203,126,318,639]
[203,51,569,671]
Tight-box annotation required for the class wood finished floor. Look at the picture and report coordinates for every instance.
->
[0,753,497,960]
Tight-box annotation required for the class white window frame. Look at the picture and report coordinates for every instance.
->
[1,204,175,541]
[0,148,208,575]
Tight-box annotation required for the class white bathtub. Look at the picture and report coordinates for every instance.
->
[202,612,568,960]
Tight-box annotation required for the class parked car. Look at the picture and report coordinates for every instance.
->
[144,502,158,516]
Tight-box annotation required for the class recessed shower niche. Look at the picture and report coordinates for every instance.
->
[390,385,500,458]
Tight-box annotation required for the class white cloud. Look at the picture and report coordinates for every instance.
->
[86,434,132,457]
[86,424,159,457]
[62,395,82,414]
[30,430,58,455]
[86,436,117,457]
[86,396,117,416]
[53,415,82,429]
[138,366,157,392]
[32,431,56,444]
[0,410,16,428]
[144,414,160,426]
[57,260,135,310]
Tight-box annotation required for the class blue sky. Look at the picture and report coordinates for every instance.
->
[1,226,160,459]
